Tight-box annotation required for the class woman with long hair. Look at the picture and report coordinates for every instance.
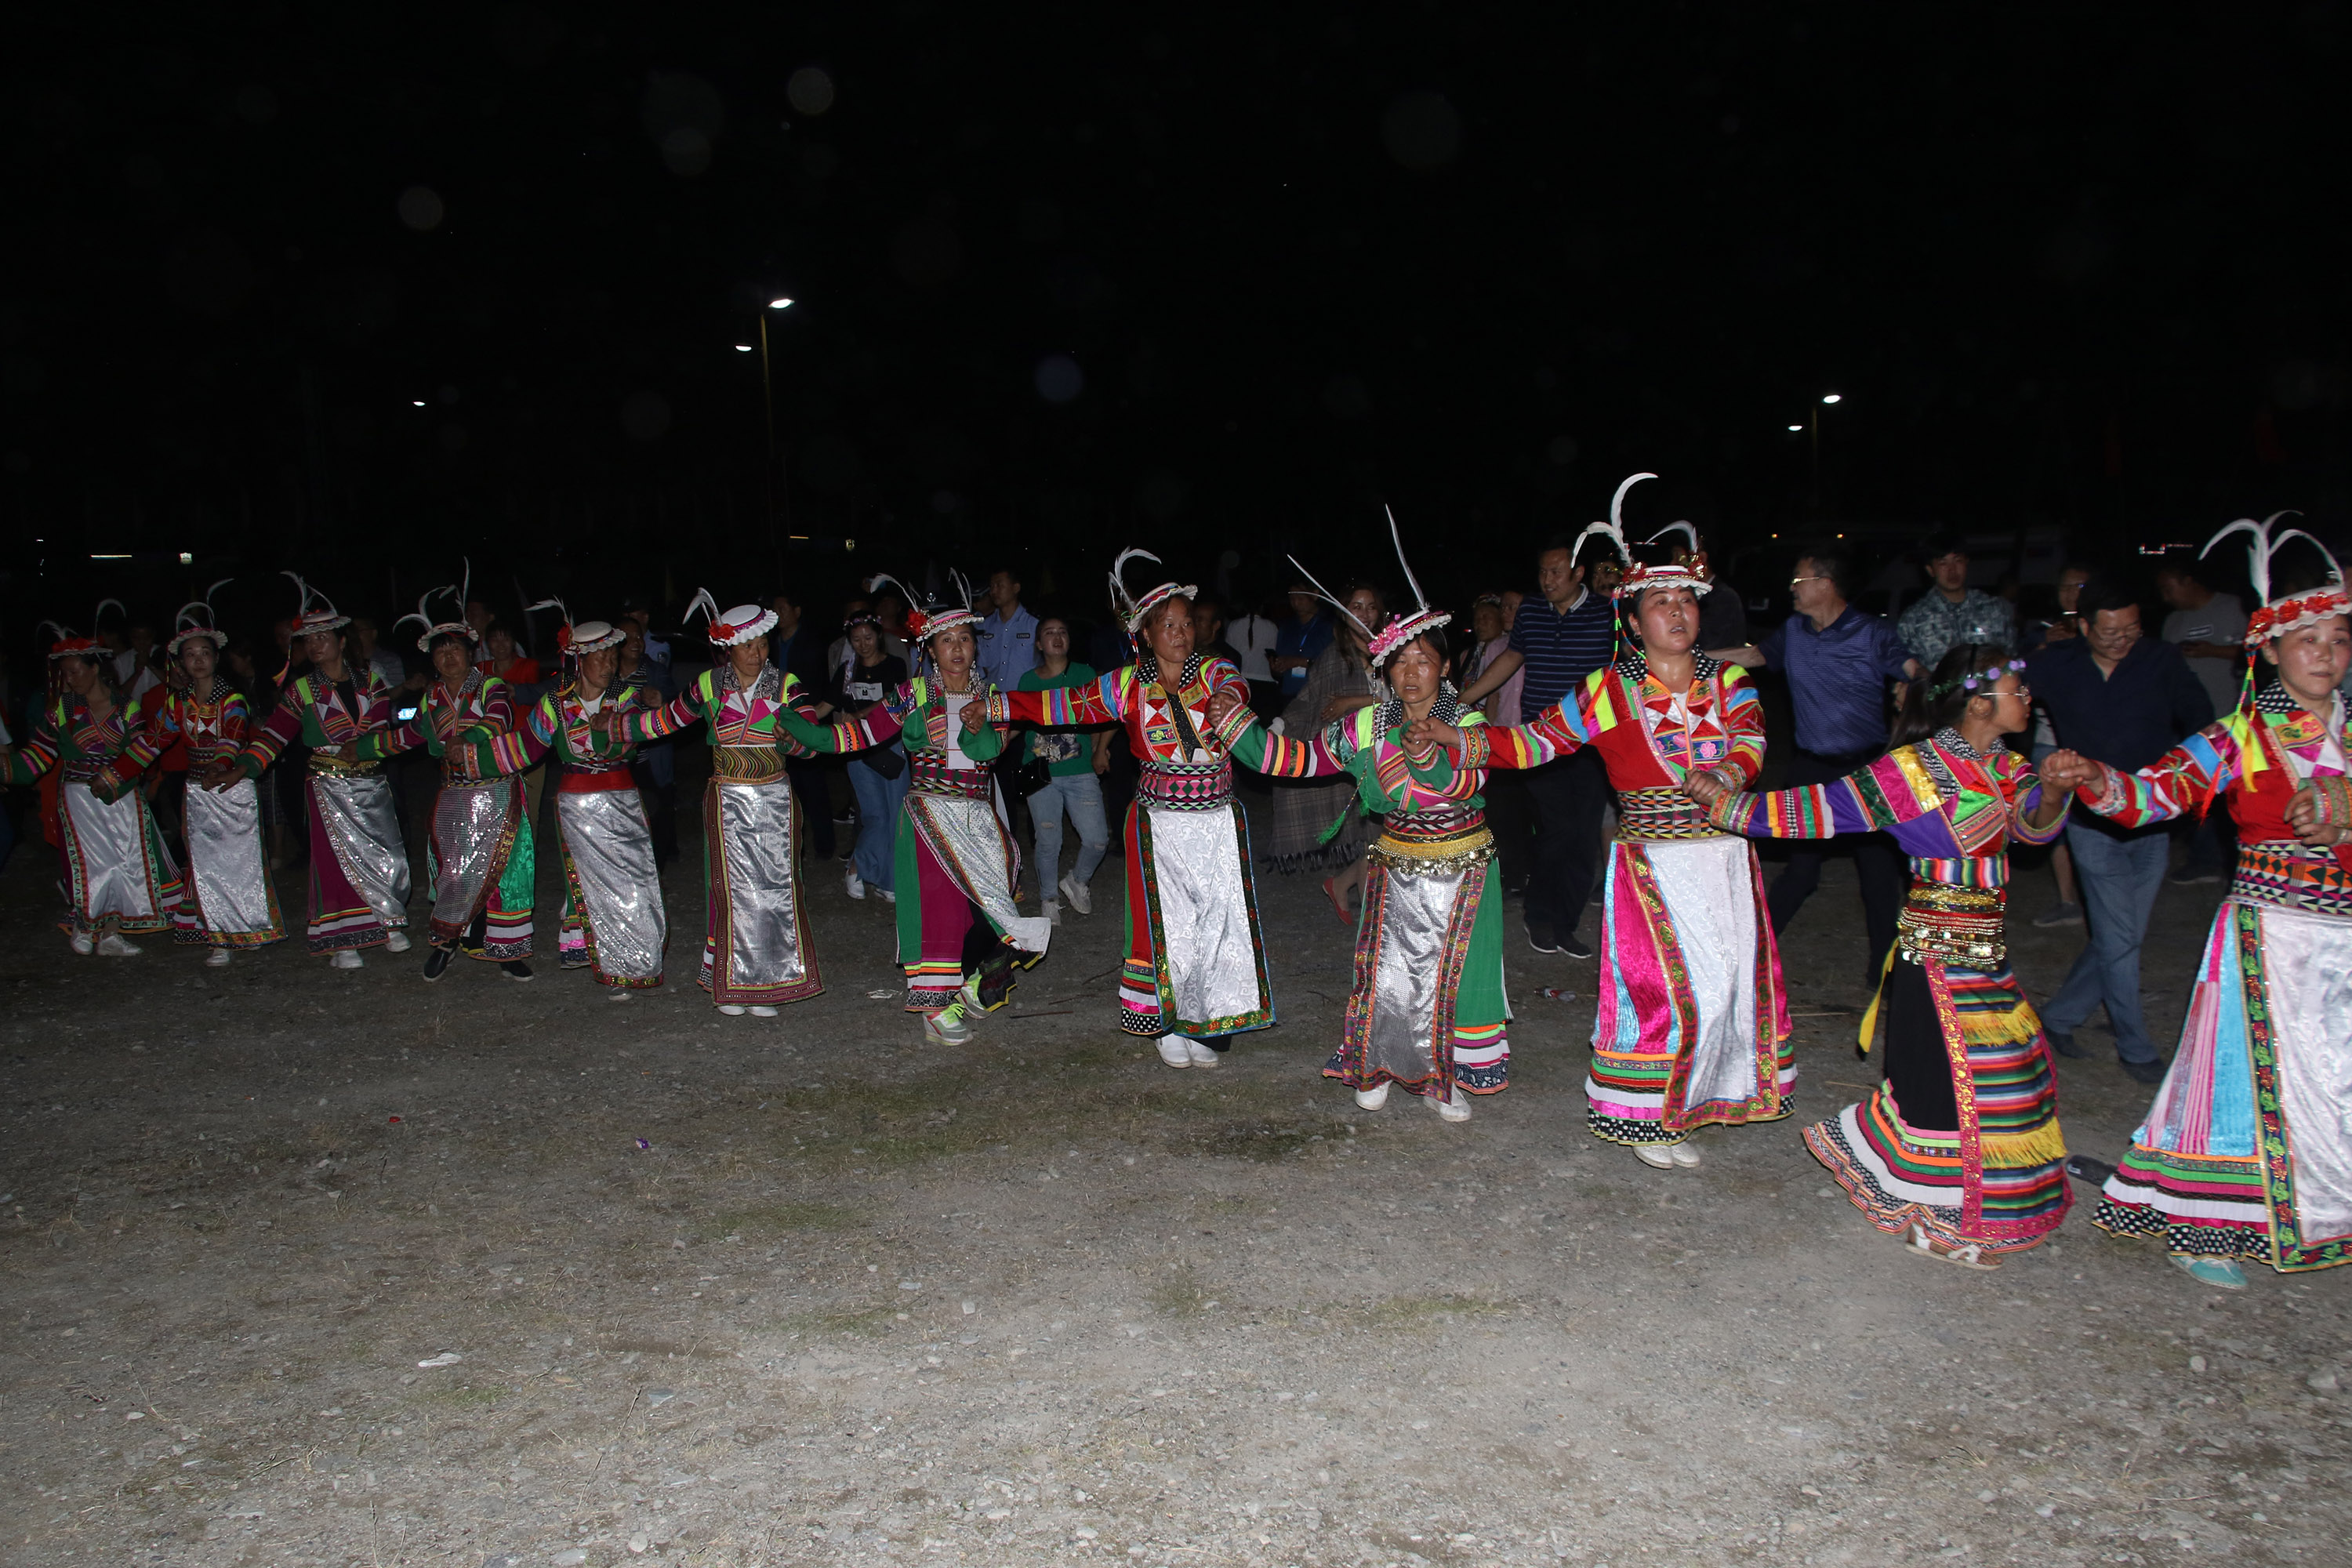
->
[1415,476,1790,1167]
[2,604,183,954]
[1219,524,1508,1119]
[2047,516,2352,1289]
[470,602,666,999]
[773,575,1051,1043]
[987,550,1272,1069]
[609,591,829,1018]
[1689,644,2074,1267]
[220,575,412,967]
[103,586,284,963]
[353,574,536,982]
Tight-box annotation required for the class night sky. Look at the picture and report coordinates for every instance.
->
[5,6,2347,642]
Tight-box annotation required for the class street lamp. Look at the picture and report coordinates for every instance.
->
[756,297,797,574]
[1809,393,1846,511]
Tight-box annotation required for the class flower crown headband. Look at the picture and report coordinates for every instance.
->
[1925,656,2025,704]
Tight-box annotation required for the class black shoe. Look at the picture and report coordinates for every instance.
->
[423,946,454,982]
[501,960,533,982]
[2169,868,2222,886]
[2120,1055,2166,1085]
[1526,925,1564,955]
[2064,1154,2117,1185]
[2046,1026,2085,1058]
[1559,934,1595,960]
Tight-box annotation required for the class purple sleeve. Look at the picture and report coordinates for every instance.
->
[1873,619,1914,678]
[1758,619,1788,667]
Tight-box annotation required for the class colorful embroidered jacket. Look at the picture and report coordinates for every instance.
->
[238,666,398,777]
[6,691,151,788]
[2074,688,2352,913]
[779,676,1007,800]
[990,654,1255,808]
[356,670,517,779]
[619,664,822,780]
[471,682,665,792]
[1712,729,2068,891]
[1233,701,1487,818]
[106,681,252,793]
[1468,654,1766,789]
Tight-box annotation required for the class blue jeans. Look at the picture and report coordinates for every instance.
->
[2040,822,2171,1063]
[848,746,909,891]
[1029,771,1111,899]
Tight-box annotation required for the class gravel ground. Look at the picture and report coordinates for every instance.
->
[3,798,2348,1568]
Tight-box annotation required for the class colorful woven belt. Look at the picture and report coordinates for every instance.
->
[909,753,994,799]
[2230,840,2352,920]
[1137,760,1233,811]
[1370,810,1494,876]
[710,745,786,784]
[1617,786,1724,841]
[1898,881,2007,967]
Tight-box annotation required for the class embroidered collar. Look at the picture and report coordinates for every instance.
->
[1932,727,1988,761]
[1613,651,1722,688]
[717,662,782,703]
[1134,652,1205,692]
[1373,681,1461,737]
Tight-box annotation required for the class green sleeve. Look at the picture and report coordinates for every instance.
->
[774,703,844,754]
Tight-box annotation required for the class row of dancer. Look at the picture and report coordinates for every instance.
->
[6,495,2347,1291]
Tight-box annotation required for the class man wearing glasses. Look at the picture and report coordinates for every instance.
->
[2024,579,2213,1083]
[1719,541,1920,985]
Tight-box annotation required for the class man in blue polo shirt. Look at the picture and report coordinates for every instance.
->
[1724,541,1921,985]
[1459,533,1620,958]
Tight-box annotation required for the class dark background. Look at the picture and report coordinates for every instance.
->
[4,4,2347,655]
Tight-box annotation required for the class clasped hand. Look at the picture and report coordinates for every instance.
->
[2037,749,2100,793]
[1680,767,1736,808]
[2285,782,2349,848]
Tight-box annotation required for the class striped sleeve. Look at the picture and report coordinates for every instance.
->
[1481,670,1607,770]
[2078,721,2241,829]
[1717,665,1766,783]
[1713,745,1948,839]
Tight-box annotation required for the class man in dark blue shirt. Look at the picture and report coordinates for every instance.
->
[2026,579,2213,1083]
[1460,534,1621,958]
[1726,542,1922,984]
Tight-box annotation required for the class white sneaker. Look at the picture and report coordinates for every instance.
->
[1042,898,1062,927]
[97,933,141,956]
[1668,1141,1703,1168]
[1059,873,1092,916]
[385,929,412,954]
[330,949,364,971]
[718,1004,747,1016]
[1186,1040,1220,1066]
[1432,1086,1472,1122]
[925,1003,974,1044]
[879,888,897,904]
[205,948,232,967]
[1353,1083,1390,1111]
[844,867,866,900]
[750,1004,779,1018]
[70,931,95,956]
[1634,1142,1679,1169]
[1156,1036,1192,1069]
[606,987,633,1003]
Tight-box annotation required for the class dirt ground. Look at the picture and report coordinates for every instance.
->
[4,792,2349,1568]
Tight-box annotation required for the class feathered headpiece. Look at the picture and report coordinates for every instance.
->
[1363,507,1450,669]
[2205,510,2347,648]
[169,578,234,654]
[1602,474,1711,604]
[282,570,350,633]
[527,595,623,657]
[1108,548,1197,634]
[394,559,477,652]
[40,597,118,661]
[684,587,778,648]
[864,572,981,644]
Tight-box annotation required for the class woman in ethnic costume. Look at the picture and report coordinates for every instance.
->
[105,586,284,963]
[989,550,1272,1069]
[609,591,827,1018]
[467,603,668,1000]
[1218,521,1508,1119]
[2,605,183,955]
[775,575,1052,1044]
[2047,514,2352,1290]
[1261,583,1386,909]
[218,574,412,968]
[1690,645,2074,1267]
[353,577,534,982]
[1417,475,1790,1167]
